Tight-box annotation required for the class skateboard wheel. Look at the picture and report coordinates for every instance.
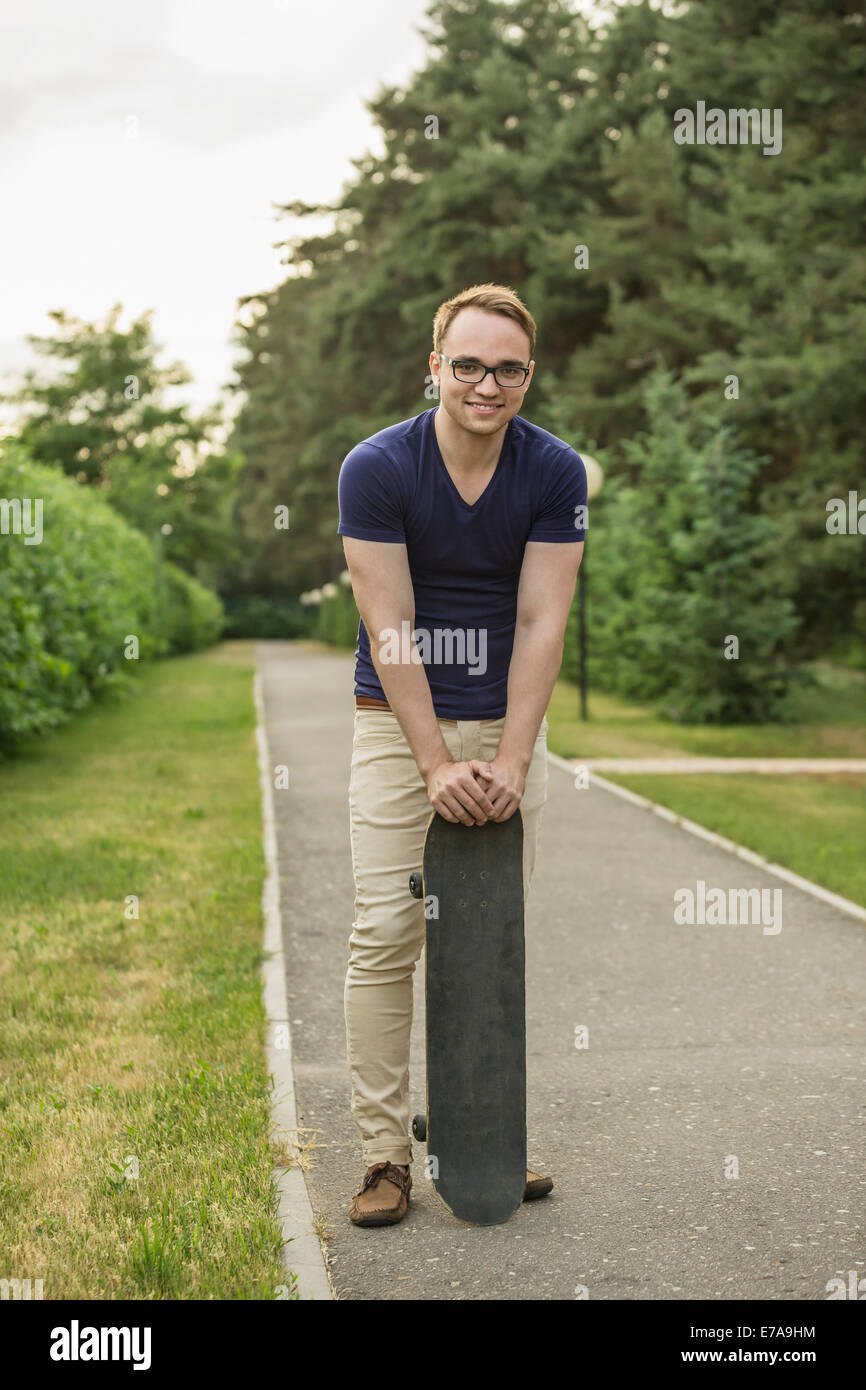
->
[412,1114,427,1143]
[409,871,423,900]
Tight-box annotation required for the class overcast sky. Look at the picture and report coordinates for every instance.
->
[0,0,434,422]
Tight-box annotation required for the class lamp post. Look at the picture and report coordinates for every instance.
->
[302,588,323,640]
[153,522,173,652]
[577,455,603,722]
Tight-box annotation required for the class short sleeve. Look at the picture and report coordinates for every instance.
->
[526,446,588,542]
[337,442,407,543]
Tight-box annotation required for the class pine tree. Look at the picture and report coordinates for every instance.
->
[587,369,800,721]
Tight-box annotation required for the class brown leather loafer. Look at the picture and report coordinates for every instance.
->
[348,1161,412,1226]
[524,1168,554,1201]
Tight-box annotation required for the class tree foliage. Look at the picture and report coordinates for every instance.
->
[227,0,863,714]
[2,305,243,587]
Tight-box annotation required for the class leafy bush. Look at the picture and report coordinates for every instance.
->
[576,371,800,723]
[314,585,359,650]
[160,561,223,654]
[219,594,314,640]
[0,440,223,748]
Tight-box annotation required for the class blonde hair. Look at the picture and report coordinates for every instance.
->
[432,282,536,359]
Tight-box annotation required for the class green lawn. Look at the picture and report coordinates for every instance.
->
[0,642,294,1299]
[548,664,866,910]
[548,661,866,761]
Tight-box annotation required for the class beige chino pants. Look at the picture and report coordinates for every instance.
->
[345,707,549,1167]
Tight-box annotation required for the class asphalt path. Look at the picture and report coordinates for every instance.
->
[258,640,865,1302]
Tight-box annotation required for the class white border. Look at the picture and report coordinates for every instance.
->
[548,751,866,926]
[255,670,335,1301]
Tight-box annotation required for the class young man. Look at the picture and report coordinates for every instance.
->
[337,283,586,1226]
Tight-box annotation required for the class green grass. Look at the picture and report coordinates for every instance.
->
[548,664,866,910]
[0,642,297,1300]
[548,661,866,760]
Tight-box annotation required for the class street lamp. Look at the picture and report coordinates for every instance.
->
[153,523,173,651]
[577,455,603,722]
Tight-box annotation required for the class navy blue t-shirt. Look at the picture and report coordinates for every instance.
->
[336,406,586,719]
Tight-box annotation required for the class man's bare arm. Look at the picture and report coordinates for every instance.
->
[477,539,584,820]
[341,537,496,825]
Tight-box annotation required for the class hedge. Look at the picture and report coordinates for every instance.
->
[0,440,223,748]
[219,593,315,640]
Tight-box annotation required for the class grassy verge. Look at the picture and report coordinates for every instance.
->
[548,662,866,761]
[0,642,293,1299]
[548,664,866,910]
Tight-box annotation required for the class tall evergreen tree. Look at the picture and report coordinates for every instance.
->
[586,369,799,722]
[227,0,864,703]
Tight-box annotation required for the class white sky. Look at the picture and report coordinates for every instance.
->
[0,0,617,430]
[0,0,433,424]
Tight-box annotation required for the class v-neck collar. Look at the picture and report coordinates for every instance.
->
[430,408,513,511]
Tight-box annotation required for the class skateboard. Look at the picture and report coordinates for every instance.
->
[409,807,526,1225]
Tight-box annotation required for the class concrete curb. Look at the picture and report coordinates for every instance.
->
[548,750,866,926]
[575,757,866,774]
[254,669,335,1301]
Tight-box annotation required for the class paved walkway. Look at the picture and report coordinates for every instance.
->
[258,641,865,1302]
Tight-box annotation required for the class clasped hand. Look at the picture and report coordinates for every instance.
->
[425,756,525,825]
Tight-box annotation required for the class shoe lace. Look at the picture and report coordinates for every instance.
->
[361,1161,407,1193]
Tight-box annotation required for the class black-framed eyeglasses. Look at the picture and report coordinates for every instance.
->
[437,352,531,388]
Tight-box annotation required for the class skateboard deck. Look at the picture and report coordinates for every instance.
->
[410,808,526,1225]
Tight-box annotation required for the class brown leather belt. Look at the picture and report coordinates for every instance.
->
[354,694,458,724]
